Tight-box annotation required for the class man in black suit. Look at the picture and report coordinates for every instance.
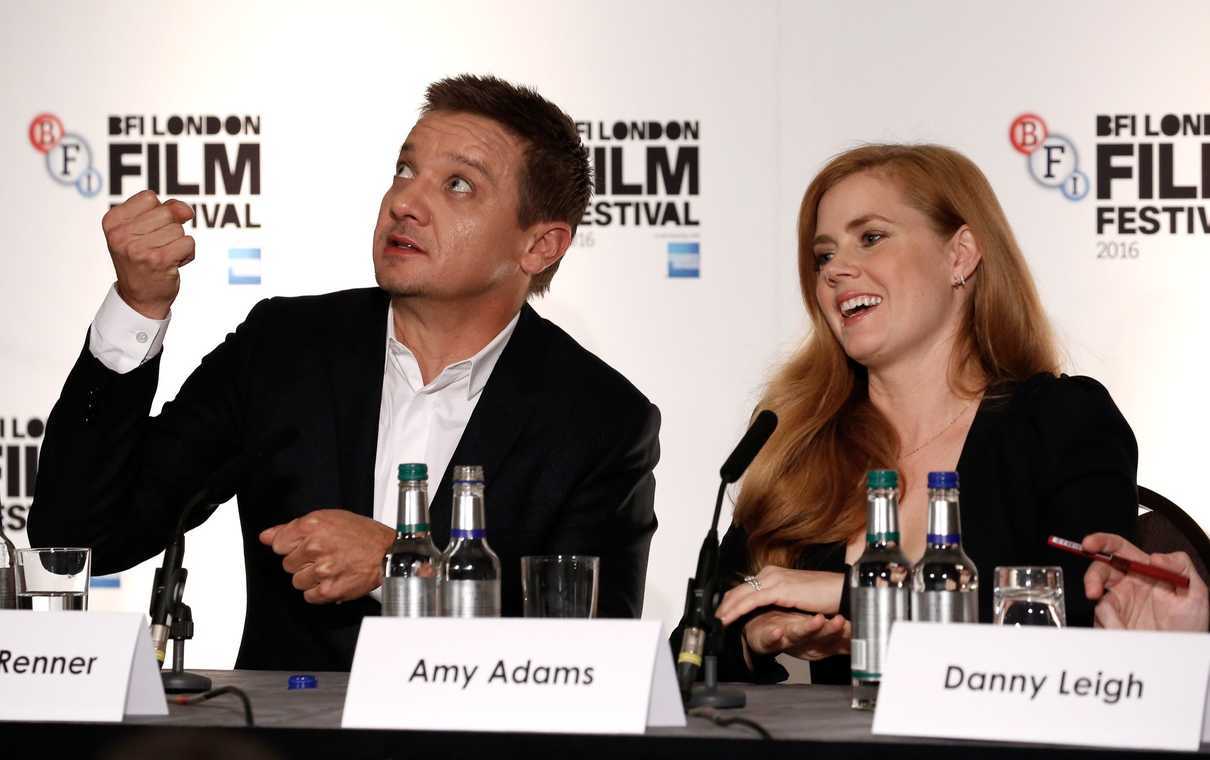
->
[29,75,660,670]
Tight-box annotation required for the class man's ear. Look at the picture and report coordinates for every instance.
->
[520,222,573,277]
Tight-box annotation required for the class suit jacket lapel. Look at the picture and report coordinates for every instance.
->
[429,303,545,547]
[327,288,389,519]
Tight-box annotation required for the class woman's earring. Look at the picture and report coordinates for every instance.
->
[952,272,966,288]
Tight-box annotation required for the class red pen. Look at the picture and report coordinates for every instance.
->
[1047,535,1191,590]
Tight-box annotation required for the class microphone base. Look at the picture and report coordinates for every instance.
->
[686,654,746,710]
[686,683,746,710]
[162,669,212,694]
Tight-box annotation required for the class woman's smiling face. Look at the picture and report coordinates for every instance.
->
[812,170,964,371]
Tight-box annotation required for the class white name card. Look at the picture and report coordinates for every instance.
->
[872,622,1210,752]
[343,618,685,733]
[0,611,166,722]
[1205,674,1210,744]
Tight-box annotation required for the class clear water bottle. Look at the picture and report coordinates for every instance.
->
[383,463,441,617]
[911,471,978,623]
[439,465,501,617]
[0,519,15,609]
[850,469,911,710]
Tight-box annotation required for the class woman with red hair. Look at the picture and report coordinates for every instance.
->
[711,144,1138,683]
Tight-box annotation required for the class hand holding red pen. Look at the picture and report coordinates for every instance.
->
[1082,533,1209,632]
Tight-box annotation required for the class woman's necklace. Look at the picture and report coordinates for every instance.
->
[901,400,975,459]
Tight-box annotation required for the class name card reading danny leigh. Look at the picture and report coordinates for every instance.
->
[342,618,685,733]
[872,622,1210,752]
[0,611,166,722]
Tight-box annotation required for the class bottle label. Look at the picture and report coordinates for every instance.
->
[851,586,909,681]
[442,579,500,618]
[397,523,430,534]
[913,589,978,623]
[450,529,488,540]
[850,638,870,673]
[382,577,438,618]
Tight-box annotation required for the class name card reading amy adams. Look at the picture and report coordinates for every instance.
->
[343,618,685,733]
[0,611,166,722]
[872,622,1210,752]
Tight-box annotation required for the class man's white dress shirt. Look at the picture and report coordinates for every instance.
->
[370,306,518,528]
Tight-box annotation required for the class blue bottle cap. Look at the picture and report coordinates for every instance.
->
[288,674,317,690]
[927,471,959,489]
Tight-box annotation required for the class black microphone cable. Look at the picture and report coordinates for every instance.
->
[171,685,255,726]
[688,706,773,739]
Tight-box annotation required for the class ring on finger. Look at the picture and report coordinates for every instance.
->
[743,574,762,591]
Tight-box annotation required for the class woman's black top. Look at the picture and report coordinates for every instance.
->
[712,373,1139,685]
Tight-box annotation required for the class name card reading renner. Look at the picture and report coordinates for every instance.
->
[342,618,685,734]
[872,622,1210,752]
[0,611,166,722]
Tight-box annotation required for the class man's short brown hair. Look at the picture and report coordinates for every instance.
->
[422,74,591,297]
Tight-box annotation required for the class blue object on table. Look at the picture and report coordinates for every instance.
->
[288,674,317,690]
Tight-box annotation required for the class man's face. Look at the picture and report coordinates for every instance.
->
[373,111,530,301]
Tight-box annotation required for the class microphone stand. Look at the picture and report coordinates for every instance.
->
[160,561,212,694]
[147,428,299,694]
[152,532,212,694]
[684,482,745,709]
[675,410,778,711]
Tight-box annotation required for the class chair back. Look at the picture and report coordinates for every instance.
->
[1136,485,1210,587]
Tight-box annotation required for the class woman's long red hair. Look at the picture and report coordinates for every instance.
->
[735,144,1059,569]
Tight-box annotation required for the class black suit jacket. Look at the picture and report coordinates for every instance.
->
[692,373,1137,685]
[30,288,660,671]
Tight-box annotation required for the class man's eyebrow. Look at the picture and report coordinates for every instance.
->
[444,151,494,182]
[812,214,896,246]
[394,143,494,183]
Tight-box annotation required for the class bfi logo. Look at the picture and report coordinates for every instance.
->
[28,113,103,198]
[1009,113,1089,201]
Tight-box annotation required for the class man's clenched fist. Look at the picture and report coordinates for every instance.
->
[102,190,195,319]
[259,509,396,605]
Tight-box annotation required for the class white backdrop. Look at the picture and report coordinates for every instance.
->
[1,0,1206,669]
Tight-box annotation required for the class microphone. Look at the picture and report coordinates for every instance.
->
[719,409,777,484]
[676,410,778,704]
[149,427,299,665]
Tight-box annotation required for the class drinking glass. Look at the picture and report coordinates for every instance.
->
[15,548,91,611]
[993,566,1064,626]
[521,555,599,618]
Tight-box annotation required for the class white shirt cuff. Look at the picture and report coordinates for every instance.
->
[88,284,170,374]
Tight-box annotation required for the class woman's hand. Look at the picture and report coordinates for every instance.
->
[715,566,846,627]
[1083,532,1209,632]
[742,610,851,664]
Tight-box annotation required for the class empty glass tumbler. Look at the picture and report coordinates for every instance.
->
[521,555,599,618]
[993,566,1065,627]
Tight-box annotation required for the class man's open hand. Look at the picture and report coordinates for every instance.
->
[102,190,195,319]
[1083,532,1209,632]
[259,509,396,604]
